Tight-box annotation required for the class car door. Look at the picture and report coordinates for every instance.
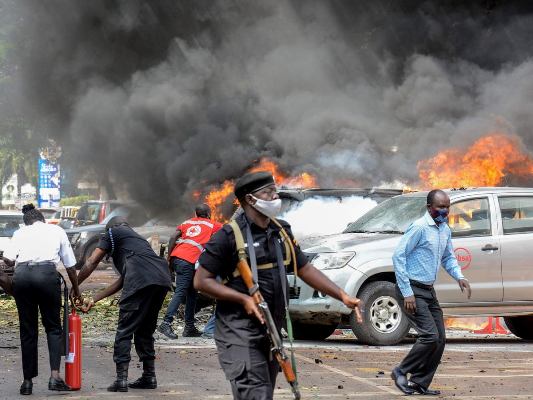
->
[497,195,533,301]
[435,195,503,303]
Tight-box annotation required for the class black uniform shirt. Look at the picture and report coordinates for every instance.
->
[98,225,172,304]
[199,213,308,346]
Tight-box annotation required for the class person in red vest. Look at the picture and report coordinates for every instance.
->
[158,204,222,338]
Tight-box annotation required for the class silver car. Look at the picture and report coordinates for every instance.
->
[288,187,533,345]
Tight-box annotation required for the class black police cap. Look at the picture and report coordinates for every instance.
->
[234,171,275,198]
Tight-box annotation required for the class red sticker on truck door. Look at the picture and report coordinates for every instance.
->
[454,247,472,270]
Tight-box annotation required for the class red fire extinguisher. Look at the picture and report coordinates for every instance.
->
[65,307,82,390]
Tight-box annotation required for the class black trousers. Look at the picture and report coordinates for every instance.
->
[396,284,446,389]
[12,263,62,380]
[113,285,168,365]
[216,339,279,400]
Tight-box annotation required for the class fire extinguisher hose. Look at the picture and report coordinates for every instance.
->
[58,272,69,358]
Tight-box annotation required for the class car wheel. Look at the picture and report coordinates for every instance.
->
[80,241,101,269]
[350,281,410,345]
[504,316,533,340]
[291,321,339,341]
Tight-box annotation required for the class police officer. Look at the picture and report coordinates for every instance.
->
[158,203,222,339]
[76,216,172,392]
[2,204,80,395]
[194,171,362,400]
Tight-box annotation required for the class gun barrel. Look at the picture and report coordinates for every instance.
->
[258,302,283,345]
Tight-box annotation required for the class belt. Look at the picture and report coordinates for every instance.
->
[409,279,433,290]
[17,261,56,267]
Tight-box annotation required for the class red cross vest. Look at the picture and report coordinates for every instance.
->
[170,217,222,264]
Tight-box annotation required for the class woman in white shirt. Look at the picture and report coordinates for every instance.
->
[2,204,80,396]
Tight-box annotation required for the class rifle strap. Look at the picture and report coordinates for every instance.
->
[228,220,259,295]
[229,219,299,380]
[245,223,259,285]
[273,237,298,379]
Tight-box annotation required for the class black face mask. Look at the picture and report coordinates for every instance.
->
[430,208,449,223]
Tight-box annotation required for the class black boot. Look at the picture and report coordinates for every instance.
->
[129,359,157,389]
[182,325,202,337]
[107,362,128,392]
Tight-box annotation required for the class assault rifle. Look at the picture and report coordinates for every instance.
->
[236,258,301,400]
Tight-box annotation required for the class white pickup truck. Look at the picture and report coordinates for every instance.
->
[289,187,533,345]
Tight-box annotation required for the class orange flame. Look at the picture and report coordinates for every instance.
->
[204,180,235,222]
[445,317,487,331]
[202,158,317,221]
[249,158,318,188]
[418,133,533,188]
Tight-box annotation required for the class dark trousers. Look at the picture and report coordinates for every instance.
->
[396,284,446,389]
[163,258,197,328]
[12,263,62,379]
[114,285,168,364]
[216,340,278,400]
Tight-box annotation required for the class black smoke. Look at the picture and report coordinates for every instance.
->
[9,1,533,216]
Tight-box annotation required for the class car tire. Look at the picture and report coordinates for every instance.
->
[79,241,100,270]
[350,281,410,345]
[291,321,339,341]
[504,316,533,340]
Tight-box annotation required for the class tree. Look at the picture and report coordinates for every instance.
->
[0,134,38,207]
[0,1,41,206]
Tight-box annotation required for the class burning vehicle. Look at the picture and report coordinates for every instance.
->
[289,187,533,345]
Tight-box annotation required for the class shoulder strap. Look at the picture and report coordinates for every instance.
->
[270,218,299,280]
[228,220,258,283]
[270,220,299,380]
[228,220,245,257]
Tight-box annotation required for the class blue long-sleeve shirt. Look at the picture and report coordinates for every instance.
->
[393,212,465,297]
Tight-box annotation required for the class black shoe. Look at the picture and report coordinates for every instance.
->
[158,321,178,339]
[407,381,441,396]
[20,380,32,395]
[48,377,72,391]
[129,376,157,389]
[391,367,414,395]
[182,326,202,337]
[107,379,128,392]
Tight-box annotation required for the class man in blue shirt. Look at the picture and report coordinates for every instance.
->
[392,189,471,395]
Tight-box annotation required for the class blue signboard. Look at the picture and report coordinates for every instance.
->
[38,157,61,208]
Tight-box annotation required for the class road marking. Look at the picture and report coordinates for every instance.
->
[450,396,533,399]
[295,354,399,396]
[438,373,533,378]
[65,395,145,399]
[156,344,217,349]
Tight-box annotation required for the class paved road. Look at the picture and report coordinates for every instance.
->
[3,270,530,399]
[1,333,533,399]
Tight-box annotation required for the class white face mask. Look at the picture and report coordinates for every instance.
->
[250,195,282,218]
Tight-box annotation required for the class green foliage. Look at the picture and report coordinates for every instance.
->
[0,144,38,197]
[60,195,91,206]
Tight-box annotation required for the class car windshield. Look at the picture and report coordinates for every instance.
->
[0,215,23,237]
[39,209,57,219]
[344,196,427,234]
[76,203,102,224]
